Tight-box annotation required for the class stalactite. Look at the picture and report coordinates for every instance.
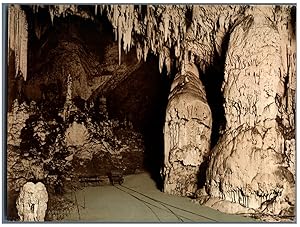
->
[30,4,198,74]
[98,5,188,73]
[49,8,54,25]
[8,5,28,81]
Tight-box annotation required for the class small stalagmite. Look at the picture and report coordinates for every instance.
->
[162,63,212,197]
[16,182,48,222]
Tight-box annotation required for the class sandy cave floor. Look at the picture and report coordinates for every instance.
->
[58,173,257,223]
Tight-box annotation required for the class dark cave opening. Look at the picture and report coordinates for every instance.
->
[106,54,171,190]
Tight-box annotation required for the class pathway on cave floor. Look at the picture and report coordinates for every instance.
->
[63,173,256,223]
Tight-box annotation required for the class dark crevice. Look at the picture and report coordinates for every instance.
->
[185,6,193,30]
[290,6,296,38]
[197,157,209,189]
[105,54,172,191]
[197,31,230,150]
[194,30,231,190]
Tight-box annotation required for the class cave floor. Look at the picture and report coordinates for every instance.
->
[61,173,257,223]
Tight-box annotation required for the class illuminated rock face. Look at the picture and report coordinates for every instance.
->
[163,63,212,197]
[205,7,295,215]
[16,182,48,222]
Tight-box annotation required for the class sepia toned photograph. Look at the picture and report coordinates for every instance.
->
[3,3,296,223]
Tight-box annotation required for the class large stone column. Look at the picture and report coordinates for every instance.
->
[163,63,212,197]
[205,7,295,215]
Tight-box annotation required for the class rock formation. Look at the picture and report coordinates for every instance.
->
[64,121,90,147]
[7,100,31,146]
[8,5,28,81]
[163,63,212,196]
[16,182,48,221]
[6,4,296,221]
[205,6,295,215]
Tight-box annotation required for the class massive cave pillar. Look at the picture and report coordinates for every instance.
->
[206,7,295,214]
[163,63,212,197]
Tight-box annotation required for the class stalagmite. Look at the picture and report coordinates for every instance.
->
[62,74,73,121]
[16,182,48,222]
[162,63,212,197]
[205,6,295,215]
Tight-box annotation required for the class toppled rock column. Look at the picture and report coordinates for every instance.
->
[205,7,295,215]
[16,182,48,221]
[163,63,212,197]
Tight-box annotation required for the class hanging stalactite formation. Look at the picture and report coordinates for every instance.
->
[8,5,28,81]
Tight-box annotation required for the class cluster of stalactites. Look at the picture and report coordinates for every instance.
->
[99,5,247,76]
[34,5,241,76]
[8,5,28,81]
[34,5,90,25]
[99,5,189,75]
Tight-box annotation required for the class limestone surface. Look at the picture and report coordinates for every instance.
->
[162,63,212,196]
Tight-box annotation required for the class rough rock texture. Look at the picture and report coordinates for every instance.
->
[162,63,212,196]
[64,121,90,147]
[205,6,295,215]
[16,182,48,221]
[7,100,31,146]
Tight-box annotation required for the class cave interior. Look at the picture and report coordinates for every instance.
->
[5,4,296,222]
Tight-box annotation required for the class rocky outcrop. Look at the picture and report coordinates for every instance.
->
[16,182,48,221]
[205,6,295,216]
[162,63,212,196]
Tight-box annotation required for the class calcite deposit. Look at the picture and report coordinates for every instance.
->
[7,100,31,146]
[162,63,212,196]
[205,6,295,216]
[8,5,28,81]
[16,182,48,221]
